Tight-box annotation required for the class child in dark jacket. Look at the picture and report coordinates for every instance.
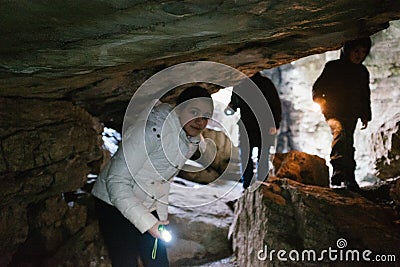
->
[312,37,372,191]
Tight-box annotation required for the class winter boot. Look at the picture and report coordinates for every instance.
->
[344,171,361,192]
[331,170,346,186]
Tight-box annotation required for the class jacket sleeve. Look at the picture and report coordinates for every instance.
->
[266,80,282,130]
[156,183,170,221]
[312,62,333,101]
[228,90,240,112]
[105,121,159,233]
[360,67,372,122]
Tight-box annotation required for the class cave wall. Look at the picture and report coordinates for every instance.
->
[370,113,400,179]
[0,98,103,266]
[365,20,400,179]
[230,178,400,267]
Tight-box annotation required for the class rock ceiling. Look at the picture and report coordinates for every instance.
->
[1,0,400,128]
[1,3,400,265]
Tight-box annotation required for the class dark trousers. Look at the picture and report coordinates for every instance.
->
[94,198,169,267]
[241,144,256,189]
[239,127,271,189]
[327,118,357,181]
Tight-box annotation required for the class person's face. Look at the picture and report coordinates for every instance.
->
[349,46,369,64]
[177,98,213,137]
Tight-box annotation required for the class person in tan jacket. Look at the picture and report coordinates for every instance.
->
[92,86,214,267]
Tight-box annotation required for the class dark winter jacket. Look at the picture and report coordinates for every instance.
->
[229,72,282,145]
[312,54,372,121]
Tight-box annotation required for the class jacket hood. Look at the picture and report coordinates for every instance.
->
[147,103,173,125]
[340,37,372,62]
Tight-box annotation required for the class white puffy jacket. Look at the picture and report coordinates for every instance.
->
[92,103,200,233]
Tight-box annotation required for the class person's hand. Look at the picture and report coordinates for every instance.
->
[224,104,235,116]
[314,96,325,104]
[361,120,368,130]
[315,97,326,107]
[313,97,327,113]
[269,127,278,135]
[148,220,170,239]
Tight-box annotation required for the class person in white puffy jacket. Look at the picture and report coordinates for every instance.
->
[92,86,214,267]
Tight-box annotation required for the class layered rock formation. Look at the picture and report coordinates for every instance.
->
[1,1,400,266]
[230,178,400,267]
[371,113,400,179]
[272,151,329,187]
[1,1,400,128]
[0,99,103,266]
[178,128,240,184]
[167,178,240,266]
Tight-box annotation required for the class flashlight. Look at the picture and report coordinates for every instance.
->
[152,225,172,260]
[224,105,237,116]
[312,96,326,112]
[158,225,172,242]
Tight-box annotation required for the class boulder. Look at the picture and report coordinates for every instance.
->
[229,178,400,267]
[178,128,240,184]
[166,178,241,266]
[272,151,329,187]
[178,166,220,184]
[370,113,400,179]
[202,129,233,174]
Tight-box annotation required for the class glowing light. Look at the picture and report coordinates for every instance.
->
[159,225,172,242]
[311,102,322,112]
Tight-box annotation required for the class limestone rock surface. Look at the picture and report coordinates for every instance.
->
[1,1,400,128]
[272,151,329,187]
[230,178,400,267]
[370,113,400,179]
[0,99,103,266]
[178,128,238,184]
[167,178,241,266]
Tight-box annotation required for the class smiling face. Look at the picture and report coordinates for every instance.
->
[177,98,213,137]
[349,45,369,64]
